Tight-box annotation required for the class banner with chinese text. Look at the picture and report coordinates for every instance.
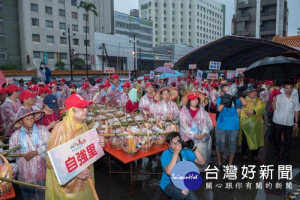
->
[47,129,104,185]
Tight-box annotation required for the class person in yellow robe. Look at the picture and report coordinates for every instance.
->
[239,85,266,160]
[45,94,103,200]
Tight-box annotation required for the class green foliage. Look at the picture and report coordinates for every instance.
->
[0,63,22,70]
[78,1,98,16]
[55,61,65,70]
[73,58,85,70]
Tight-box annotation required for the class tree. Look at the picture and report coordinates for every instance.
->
[78,1,98,78]
[73,58,85,70]
[55,61,65,70]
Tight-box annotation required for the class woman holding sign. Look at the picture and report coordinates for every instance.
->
[45,94,104,200]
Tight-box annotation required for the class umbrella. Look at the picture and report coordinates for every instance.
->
[137,76,144,80]
[154,66,175,74]
[244,56,300,80]
[159,70,183,79]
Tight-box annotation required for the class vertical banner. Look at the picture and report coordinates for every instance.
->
[150,71,155,79]
[196,70,203,84]
[57,53,61,62]
[43,52,47,63]
[128,70,131,82]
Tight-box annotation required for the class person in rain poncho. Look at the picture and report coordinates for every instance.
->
[180,91,213,172]
[126,88,139,113]
[106,74,123,106]
[45,93,105,200]
[239,85,266,160]
[1,85,22,136]
[150,87,180,121]
[139,82,155,117]
[9,108,49,200]
[119,81,131,107]
[59,78,71,103]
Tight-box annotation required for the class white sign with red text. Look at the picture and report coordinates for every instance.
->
[164,63,174,68]
[104,67,115,74]
[47,129,104,185]
[189,64,197,70]
[236,68,247,74]
[207,73,219,80]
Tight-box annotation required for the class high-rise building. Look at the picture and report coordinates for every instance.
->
[17,0,113,70]
[139,0,225,48]
[130,9,139,18]
[232,0,288,40]
[0,0,21,67]
[114,11,153,52]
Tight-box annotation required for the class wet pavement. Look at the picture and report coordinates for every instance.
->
[11,129,300,200]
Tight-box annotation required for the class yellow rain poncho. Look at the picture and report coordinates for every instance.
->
[45,108,95,200]
[239,96,266,150]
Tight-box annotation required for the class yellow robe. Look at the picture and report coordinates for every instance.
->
[45,120,95,200]
[239,96,266,150]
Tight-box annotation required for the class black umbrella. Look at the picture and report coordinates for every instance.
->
[243,56,300,80]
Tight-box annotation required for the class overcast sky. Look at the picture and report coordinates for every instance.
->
[114,0,300,36]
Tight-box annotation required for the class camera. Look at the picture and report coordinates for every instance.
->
[179,139,194,149]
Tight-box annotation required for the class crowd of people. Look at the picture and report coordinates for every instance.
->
[0,74,299,199]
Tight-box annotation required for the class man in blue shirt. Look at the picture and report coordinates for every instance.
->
[216,84,245,168]
[160,132,204,200]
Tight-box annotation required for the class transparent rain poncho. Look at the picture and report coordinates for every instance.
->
[45,108,95,200]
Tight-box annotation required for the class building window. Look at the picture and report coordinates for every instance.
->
[33,51,40,58]
[31,18,39,26]
[181,3,183,8]
[164,10,166,14]
[71,0,77,6]
[72,12,77,19]
[83,26,89,33]
[48,52,54,59]
[72,24,78,32]
[60,37,67,44]
[61,53,67,59]
[59,0,65,3]
[83,14,88,21]
[84,40,89,46]
[46,20,53,28]
[30,3,38,11]
[73,39,79,45]
[59,22,66,30]
[155,2,157,7]
[164,3,166,7]
[164,17,166,21]
[32,34,40,42]
[155,24,157,28]
[0,52,6,60]
[47,35,54,44]
[59,9,65,16]
[164,24,166,28]
[45,6,52,14]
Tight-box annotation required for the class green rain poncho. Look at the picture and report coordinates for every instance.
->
[239,96,266,150]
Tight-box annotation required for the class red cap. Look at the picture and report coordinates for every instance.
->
[84,78,89,82]
[187,93,199,100]
[111,74,120,79]
[26,81,33,86]
[121,81,131,88]
[39,87,52,95]
[103,81,111,87]
[265,80,274,85]
[29,85,39,91]
[20,90,38,101]
[98,84,104,88]
[144,76,149,80]
[96,77,103,83]
[50,81,57,86]
[145,82,154,88]
[210,82,218,88]
[202,82,209,87]
[60,78,66,83]
[82,82,89,90]
[171,82,176,87]
[69,83,75,88]
[60,94,93,113]
[257,81,263,87]
[7,85,21,94]
[193,81,200,86]
[0,88,7,94]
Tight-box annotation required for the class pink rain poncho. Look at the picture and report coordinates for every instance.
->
[0,98,22,135]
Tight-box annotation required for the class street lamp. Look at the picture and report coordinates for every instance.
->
[129,34,137,73]
[67,26,75,81]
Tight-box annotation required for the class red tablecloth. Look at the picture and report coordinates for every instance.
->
[103,144,168,164]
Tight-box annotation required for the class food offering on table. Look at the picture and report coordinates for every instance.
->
[0,155,15,199]
[121,128,141,156]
